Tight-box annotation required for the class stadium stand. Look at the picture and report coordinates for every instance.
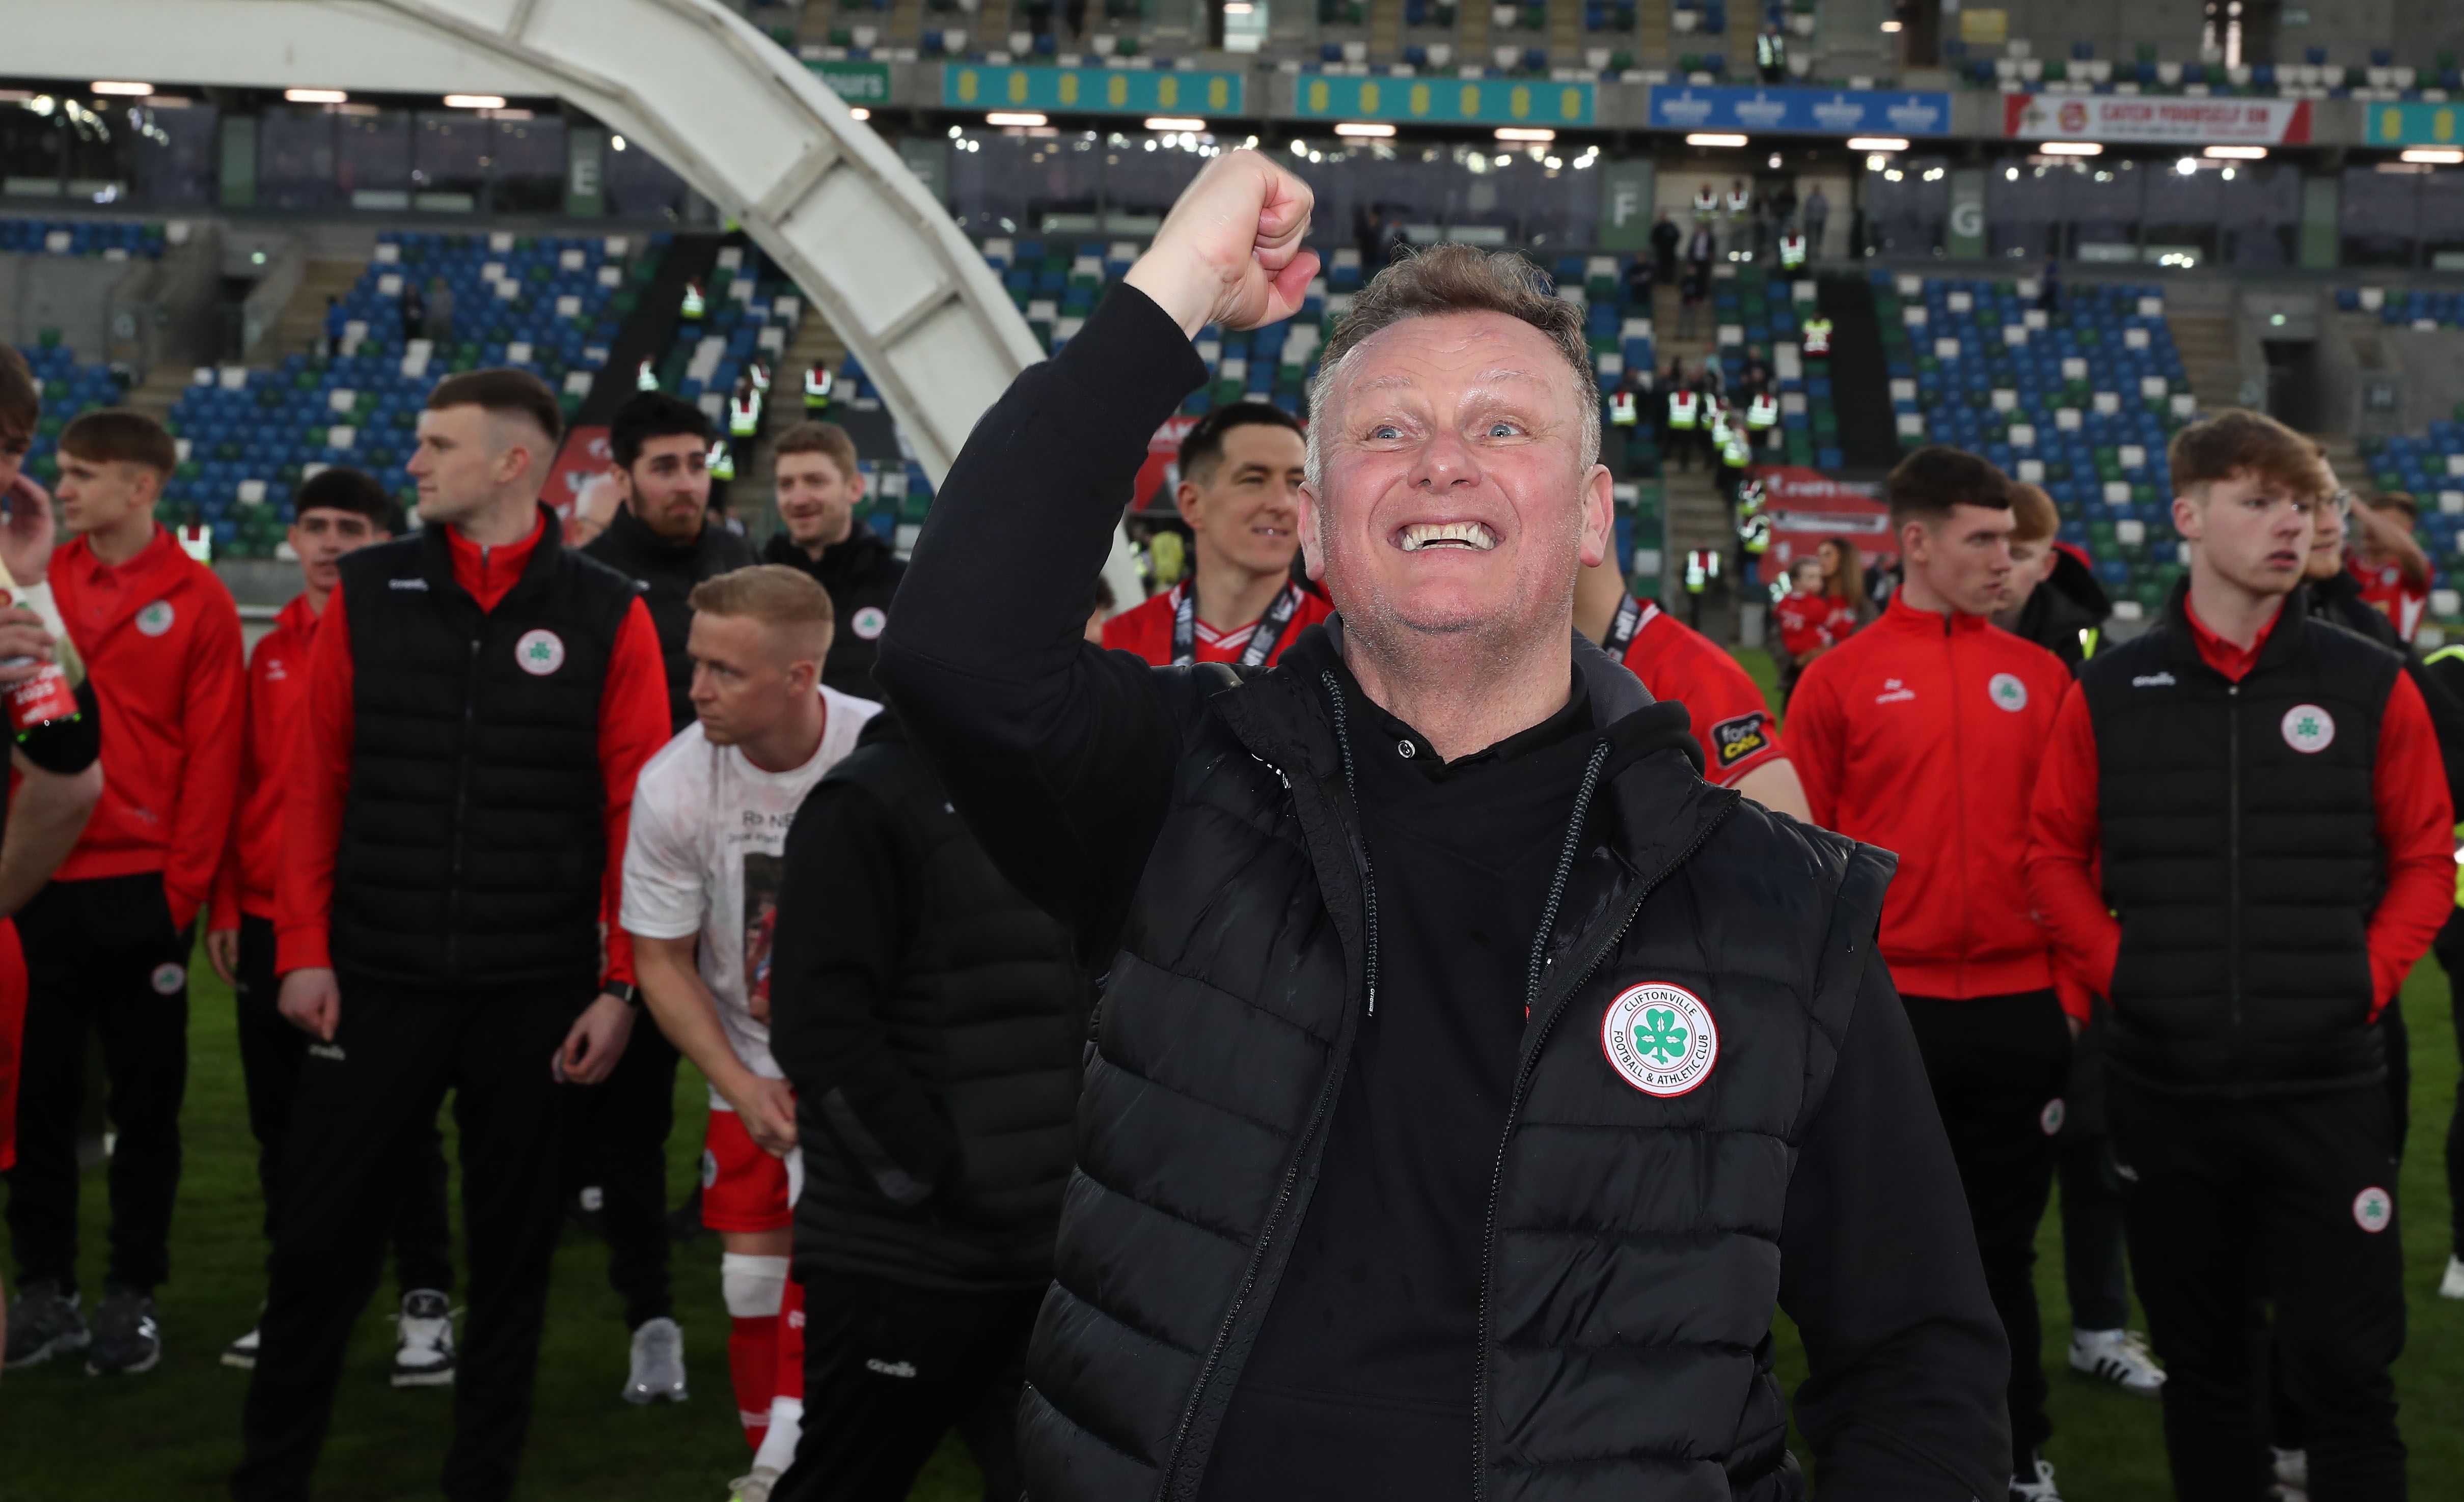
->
[1882,271,2197,618]
[155,231,647,559]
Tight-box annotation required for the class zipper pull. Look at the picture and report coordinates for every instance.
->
[1366,985,1376,1018]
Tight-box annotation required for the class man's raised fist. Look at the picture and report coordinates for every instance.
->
[1122,150,1321,338]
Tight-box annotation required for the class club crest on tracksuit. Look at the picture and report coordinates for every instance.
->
[1989,673,2029,712]
[1601,982,1718,1097]
[515,629,565,676]
[2282,704,2334,754]
[2353,1185,2393,1233]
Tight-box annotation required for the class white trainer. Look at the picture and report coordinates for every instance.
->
[2440,1255,2464,1300]
[625,1316,688,1403]
[2011,1454,2062,1501]
[392,1290,456,1387]
[727,1467,781,1502]
[222,1325,261,1370]
[2070,1327,2166,1396]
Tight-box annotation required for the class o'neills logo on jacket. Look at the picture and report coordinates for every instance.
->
[1873,677,1916,705]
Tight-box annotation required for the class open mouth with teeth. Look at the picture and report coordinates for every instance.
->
[1398,521,1498,552]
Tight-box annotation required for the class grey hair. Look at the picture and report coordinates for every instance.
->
[1303,242,1601,491]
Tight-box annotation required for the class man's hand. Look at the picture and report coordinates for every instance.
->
[557,992,637,1084]
[726,1074,800,1158]
[205,927,240,985]
[0,474,55,590]
[1123,150,1321,338]
[279,967,341,1042]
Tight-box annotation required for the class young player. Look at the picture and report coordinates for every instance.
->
[204,468,455,1383]
[235,371,672,1501]
[1788,447,2079,1502]
[622,566,879,1502]
[1993,482,2111,668]
[0,346,107,1375]
[2028,411,2452,1501]
[3,408,243,1378]
[1572,554,1809,820]
[1771,553,1838,699]
[1102,403,1333,667]
[760,422,901,702]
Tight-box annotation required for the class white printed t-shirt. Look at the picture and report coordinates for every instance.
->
[621,684,881,1081]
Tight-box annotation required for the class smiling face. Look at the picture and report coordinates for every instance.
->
[1183,422,1307,580]
[2177,469,2313,599]
[1301,310,1612,653]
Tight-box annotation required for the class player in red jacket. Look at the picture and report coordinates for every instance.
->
[2346,490,2432,643]
[1574,555,1809,820]
[201,467,457,1383]
[1102,403,1332,667]
[2,409,242,1378]
[1786,447,2077,1502]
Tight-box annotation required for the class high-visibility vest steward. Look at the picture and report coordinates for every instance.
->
[1667,390,1699,429]
[729,388,761,437]
[1802,315,1833,355]
[1746,393,1778,429]
[1779,233,1807,268]
[803,363,835,409]
[1608,391,1639,427]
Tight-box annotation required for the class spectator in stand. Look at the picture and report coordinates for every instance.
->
[1993,482,2112,668]
[765,698,1086,1502]
[2036,257,2061,316]
[1650,210,1680,285]
[1983,479,2159,1400]
[204,469,457,1385]
[1574,555,1811,820]
[1103,403,1333,669]
[402,281,427,344]
[1787,447,2079,1502]
[1802,183,1829,259]
[234,370,673,1502]
[622,566,883,1502]
[1620,251,1654,310]
[577,389,759,1399]
[2027,410,2451,1502]
[0,346,108,1375]
[2347,490,2432,643]
[1679,228,1714,339]
[760,422,901,703]
[1,408,242,1379]
[426,276,457,349]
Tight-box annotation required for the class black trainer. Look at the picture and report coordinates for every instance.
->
[86,1285,161,1376]
[4,1278,89,1369]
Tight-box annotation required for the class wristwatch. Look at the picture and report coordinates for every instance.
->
[604,981,641,1008]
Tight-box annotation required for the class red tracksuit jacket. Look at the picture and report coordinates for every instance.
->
[211,590,321,931]
[1611,597,1790,787]
[1786,592,2075,999]
[1101,578,1335,666]
[51,525,245,930]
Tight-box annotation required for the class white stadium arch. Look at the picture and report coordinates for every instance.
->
[11,0,1044,487]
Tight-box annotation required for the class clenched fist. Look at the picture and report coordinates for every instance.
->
[1122,150,1320,338]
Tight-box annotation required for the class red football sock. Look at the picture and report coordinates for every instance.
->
[776,1277,807,1403]
[730,1314,780,1446]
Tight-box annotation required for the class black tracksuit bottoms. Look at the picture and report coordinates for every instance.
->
[5,872,194,1293]
[1902,988,2070,1473]
[773,1272,1041,1502]
[2111,1078,2406,1502]
[2440,917,2464,1256]
[232,977,589,1502]
[232,915,452,1295]
[562,1019,675,1330]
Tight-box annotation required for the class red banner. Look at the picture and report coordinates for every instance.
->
[543,425,611,525]
[1754,465,1890,585]
[2003,93,2312,145]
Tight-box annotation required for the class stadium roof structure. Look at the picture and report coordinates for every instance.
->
[11,0,1042,488]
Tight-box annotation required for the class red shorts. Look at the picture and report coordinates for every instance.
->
[700,1104,792,1233]
[0,919,24,1173]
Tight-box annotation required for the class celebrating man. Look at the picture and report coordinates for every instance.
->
[877,151,2008,1502]
[1103,402,1333,667]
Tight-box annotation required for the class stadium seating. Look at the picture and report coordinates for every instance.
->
[2338,286,2464,329]
[653,242,800,412]
[155,231,647,559]
[13,342,132,487]
[1879,272,2195,617]
[0,218,167,260]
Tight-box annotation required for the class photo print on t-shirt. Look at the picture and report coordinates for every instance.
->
[743,852,782,1020]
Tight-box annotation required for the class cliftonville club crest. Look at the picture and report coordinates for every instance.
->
[1600,981,1719,1098]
